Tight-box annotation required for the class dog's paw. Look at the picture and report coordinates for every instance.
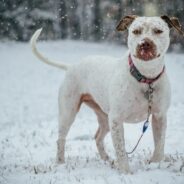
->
[118,165,132,174]
[56,156,65,164]
[149,154,164,163]
[111,160,131,174]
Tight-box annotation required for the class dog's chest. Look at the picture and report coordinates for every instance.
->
[124,88,149,123]
[113,82,161,123]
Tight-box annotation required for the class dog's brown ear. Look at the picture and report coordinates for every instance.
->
[161,15,184,36]
[116,15,138,32]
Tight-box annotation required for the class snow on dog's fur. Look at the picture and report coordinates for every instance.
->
[30,15,183,173]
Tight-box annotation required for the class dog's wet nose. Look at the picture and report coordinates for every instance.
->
[141,41,151,50]
[139,38,154,50]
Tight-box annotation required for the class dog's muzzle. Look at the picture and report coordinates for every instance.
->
[136,38,159,61]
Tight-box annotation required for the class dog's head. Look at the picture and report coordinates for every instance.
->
[117,15,183,62]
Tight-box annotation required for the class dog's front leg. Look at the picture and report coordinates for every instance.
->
[150,113,167,162]
[109,116,130,173]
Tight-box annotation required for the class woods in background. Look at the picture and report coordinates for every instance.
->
[0,0,183,50]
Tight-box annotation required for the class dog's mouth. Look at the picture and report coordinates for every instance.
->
[135,39,160,61]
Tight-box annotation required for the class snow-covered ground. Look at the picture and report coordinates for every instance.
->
[0,40,184,184]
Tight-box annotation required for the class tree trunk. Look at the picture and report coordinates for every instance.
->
[93,0,102,41]
[69,0,81,39]
[58,0,68,39]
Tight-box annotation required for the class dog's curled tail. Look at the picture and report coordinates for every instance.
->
[30,28,68,70]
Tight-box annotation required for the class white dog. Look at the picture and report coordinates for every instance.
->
[30,15,183,173]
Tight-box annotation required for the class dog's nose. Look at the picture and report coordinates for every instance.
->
[139,38,153,50]
[141,42,151,50]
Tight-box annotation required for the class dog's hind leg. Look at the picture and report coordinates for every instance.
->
[95,113,110,161]
[56,84,80,164]
[81,94,110,161]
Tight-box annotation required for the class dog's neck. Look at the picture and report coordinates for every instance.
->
[130,54,165,79]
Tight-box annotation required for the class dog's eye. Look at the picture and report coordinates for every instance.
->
[132,29,142,35]
[154,29,163,34]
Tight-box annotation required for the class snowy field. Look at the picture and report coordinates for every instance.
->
[0,40,184,184]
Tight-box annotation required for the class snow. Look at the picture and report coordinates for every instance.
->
[0,40,184,184]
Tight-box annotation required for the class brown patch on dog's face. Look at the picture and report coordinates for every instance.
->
[116,15,138,31]
[161,15,184,36]
[136,38,157,61]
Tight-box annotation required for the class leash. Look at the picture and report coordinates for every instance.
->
[126,55,165,155]
[126,83,153,154]
[124,55,165,155]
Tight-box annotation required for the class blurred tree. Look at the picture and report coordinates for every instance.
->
[0,0,25,40]
[92,0,102,41]
[68,0,81,39]
[80,0,92,40]
[58,0,68,39]
[115,0,123,21]
[0,0,56,41]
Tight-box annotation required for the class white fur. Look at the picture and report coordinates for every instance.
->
[30,28,69,70]
[30,16,171,173]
